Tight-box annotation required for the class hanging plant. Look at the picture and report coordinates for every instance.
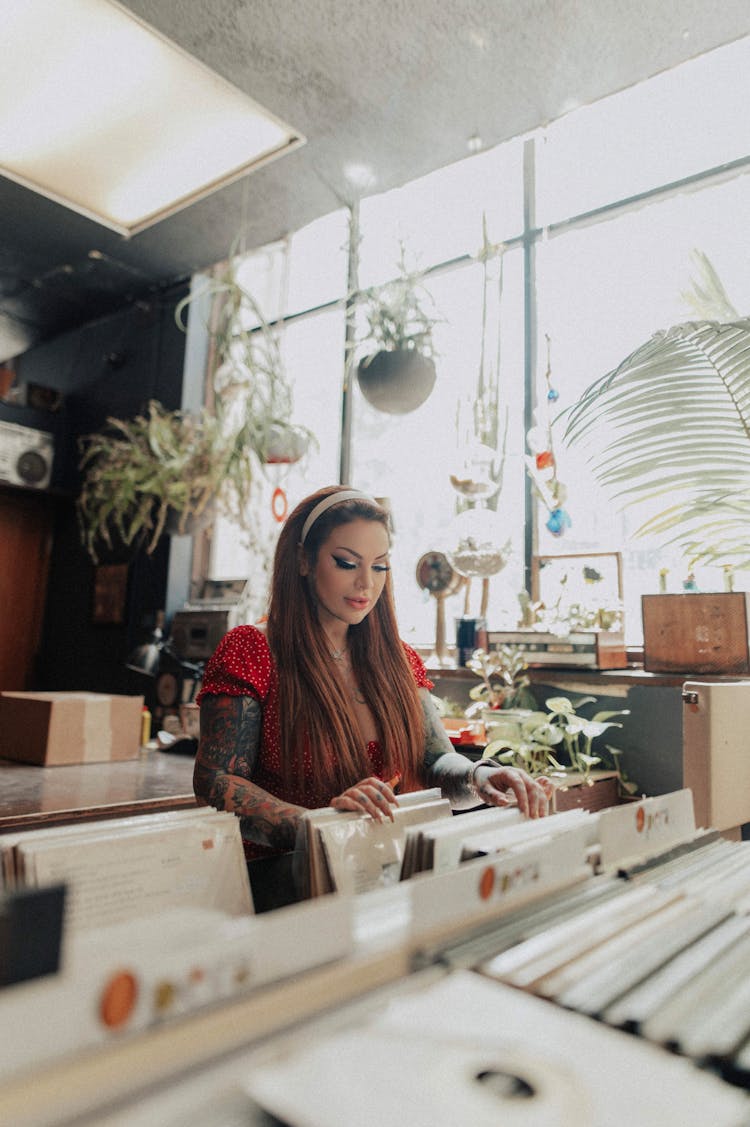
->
[176,251,316,467]
[77,399,254,560]
[451,215,508,508]
[77,245,316,562]
[355,245,440,414]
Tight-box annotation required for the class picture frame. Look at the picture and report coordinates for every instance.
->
[92,563,129,626]
[531,552,623,608]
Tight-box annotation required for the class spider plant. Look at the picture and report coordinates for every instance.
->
[77,400,254,561]
[562,254,750,571]
[77,248,316,562]
[357,244,440,361]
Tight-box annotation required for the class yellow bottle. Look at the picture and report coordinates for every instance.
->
[140,706,152,748]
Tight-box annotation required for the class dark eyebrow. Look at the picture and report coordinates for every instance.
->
[332,545,390,561]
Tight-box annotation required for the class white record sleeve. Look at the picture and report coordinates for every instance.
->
[242,970,749,1127]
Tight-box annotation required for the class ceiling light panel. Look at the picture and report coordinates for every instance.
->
[0,0,304,236]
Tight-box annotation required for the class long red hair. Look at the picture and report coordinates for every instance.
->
[266,486,426,796]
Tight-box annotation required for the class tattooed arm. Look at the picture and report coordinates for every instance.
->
[419,690,550,818]
[418,689,482,809]
[194,693,306,851]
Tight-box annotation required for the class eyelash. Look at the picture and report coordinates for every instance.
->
[333,556,390,573]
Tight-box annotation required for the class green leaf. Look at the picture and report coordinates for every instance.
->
[578,753,602,767]
[483,738,513,759]
[563,314,750,568]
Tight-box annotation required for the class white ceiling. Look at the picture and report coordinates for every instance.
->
[2,0,750,362]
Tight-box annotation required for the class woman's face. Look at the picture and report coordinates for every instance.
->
[303,517,390,634]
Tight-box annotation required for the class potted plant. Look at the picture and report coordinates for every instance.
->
[77,251,315,562]
[77,399,255,561]
[355,248,440,415]
[562,253,750,573]
[179,252,315,467]
[464,646,536,719]
[480,694,635,812]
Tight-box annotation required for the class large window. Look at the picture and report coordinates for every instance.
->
[207,35,750,647]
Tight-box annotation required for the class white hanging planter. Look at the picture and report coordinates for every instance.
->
[264,423,311,465]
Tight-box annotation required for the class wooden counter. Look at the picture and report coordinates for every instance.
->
[428,664,750,689]
[0,749,197,833]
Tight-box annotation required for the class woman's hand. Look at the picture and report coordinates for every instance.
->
[473,764,552,819]
[330,776,399,822]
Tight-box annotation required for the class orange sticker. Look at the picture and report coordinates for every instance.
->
[636,806,645,833]
[100,970,138,1030]
[478,866,495,901]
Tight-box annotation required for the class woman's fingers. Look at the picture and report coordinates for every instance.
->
[331,776,398,821]
[480,767,551,819]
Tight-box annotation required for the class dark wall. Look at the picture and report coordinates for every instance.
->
[11,284,190,693]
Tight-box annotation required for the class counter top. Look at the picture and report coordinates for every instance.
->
[0,749,197,833]
[427,664,750,689]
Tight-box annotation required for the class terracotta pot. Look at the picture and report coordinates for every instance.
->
[357,349,436,414]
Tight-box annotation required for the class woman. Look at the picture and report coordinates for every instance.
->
[195,485,550,910]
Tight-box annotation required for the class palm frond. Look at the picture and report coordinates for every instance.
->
[680,250,741,322]
[562,319,750,567]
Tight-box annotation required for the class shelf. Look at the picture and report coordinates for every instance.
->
[426,664,750,689]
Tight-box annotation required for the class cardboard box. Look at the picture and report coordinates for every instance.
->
[0,691,144,766]
[642,592,750,674]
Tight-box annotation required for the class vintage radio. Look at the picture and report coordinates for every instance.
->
[169,609,235,662]
[486,629,627,669]
[169,579,248,662]
[0,419,54,491]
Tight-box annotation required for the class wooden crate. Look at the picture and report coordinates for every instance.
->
[551,770,621,814]
[642,592,750,674]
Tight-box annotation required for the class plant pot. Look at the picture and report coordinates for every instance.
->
[550,769,621,814]
[357,349,436,414]
[482,708,532,741]
[265,423,310,465]
[165,503,216,537]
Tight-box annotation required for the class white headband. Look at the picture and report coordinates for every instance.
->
[300,489,379,545]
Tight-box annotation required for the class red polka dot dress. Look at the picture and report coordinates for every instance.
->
[196,625,433,859]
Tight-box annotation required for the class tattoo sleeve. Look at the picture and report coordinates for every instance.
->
[194,694,304,851]
[419,689,481,810]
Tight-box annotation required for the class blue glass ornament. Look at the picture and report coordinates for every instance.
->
[547,387,559,403]
[545,507,571,537]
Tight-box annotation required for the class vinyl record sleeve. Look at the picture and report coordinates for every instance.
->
[243,970,749,1127]
[318,797,451,896]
